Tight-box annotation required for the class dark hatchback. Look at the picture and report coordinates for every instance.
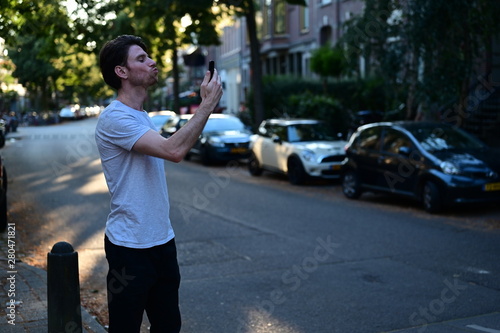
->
[0,121,7,232]
[185,114,252,165]
[341,121,500,213]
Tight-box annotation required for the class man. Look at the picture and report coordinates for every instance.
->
[95,35,223,332]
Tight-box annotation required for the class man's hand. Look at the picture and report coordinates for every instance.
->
[200,68,223,109]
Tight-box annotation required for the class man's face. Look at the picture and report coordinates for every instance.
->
[124,45,158,88]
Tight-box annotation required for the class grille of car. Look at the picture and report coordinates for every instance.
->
[321,155,346,163]
[225,142,250,148]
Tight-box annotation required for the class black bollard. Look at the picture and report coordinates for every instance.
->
[47,241,82,333]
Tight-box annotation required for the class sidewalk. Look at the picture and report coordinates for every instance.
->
[0,231,107,332]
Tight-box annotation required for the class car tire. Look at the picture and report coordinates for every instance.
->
[0,167,6,232]
[422,180,442,213]
[248,152,263,176]
[201,146,212,166]
[342,170,362,199]
[287,157,306,185]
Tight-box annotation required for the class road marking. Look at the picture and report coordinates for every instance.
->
[466,324,500,333]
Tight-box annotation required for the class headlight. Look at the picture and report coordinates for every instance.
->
[440,161,459,175]
[301,149,316,162]
[208,137,225,147]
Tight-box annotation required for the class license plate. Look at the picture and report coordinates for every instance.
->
[484,182,500,191]
[231,147,248,154]
[331,164,342,171]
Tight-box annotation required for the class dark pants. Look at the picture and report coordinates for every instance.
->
[105,236,181,333]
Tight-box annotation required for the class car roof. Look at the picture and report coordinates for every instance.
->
[208,113,237,119]
[148,110,176,117]
[262,118,322,126]
[358,120,453,132]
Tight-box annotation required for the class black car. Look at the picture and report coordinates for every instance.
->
[160,114,192,138]
[185,114,252,165]
[341,121,500,213]
[0,121,7,232]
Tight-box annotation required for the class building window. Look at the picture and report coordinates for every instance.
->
[299,0,309,32]
[262,0,272,37]
[274,0,286,35]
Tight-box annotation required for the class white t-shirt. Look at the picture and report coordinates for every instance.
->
[95,100,175,248]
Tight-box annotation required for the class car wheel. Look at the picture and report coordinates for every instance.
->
[287,157,306,185]
[248,152,263,176]
[0,167,6,232]
[422,180,442,213]
[201,146,212,166]
[184,152,191,161]
[342,170,362,199]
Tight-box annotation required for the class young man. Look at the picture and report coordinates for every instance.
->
[95,35,223,332]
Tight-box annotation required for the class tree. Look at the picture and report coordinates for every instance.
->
[310,44,345,93]
[0,0,73,111]
[218,0,306,127]
[340,0,500,121]
[80,0,221,112]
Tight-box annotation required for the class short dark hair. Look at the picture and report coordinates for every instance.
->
[99,35,149,90]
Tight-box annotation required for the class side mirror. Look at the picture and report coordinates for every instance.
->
[398,146,411,156]
[272,134,282,144]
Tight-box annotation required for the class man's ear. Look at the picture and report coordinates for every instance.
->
[115,65,128,79]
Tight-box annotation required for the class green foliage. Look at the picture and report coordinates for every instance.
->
[310,44,345,79]
[340,0,500,119]
[287,92,351,135]
[246,76,389,133]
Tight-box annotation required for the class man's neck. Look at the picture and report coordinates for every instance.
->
[116,89,147,111]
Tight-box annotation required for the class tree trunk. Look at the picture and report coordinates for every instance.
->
[172,46,180,114]
[244,1,265,128]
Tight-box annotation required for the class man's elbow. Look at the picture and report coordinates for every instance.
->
[167,149,185,163]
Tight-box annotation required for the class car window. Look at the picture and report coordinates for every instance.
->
[272,125,287,141]
[356,127,381,150]
[204,117,245,132]
[287,123,338,142]
[382,129,412,154]
[409,125,484,152]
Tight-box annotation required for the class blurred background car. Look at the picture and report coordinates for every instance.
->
[248,118,347,185]
[148,110,177,132]
[0,131,7,232]
[185,114,252,165]
[59,104,86,120]
[341,121,500,213]
[160,114,192,138]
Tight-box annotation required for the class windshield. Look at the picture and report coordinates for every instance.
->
[287,123,339,142]
[409,125,485,152]
[151,115,170,128]
[204,117,245,132]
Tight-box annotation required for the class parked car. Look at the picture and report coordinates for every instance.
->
[185,114,252,165]
[248,118,347,185]
[59,105,85,120]
[148,110,177,132]
[160,114,192,138]
[341,121,500,213]
[0,133,7,232]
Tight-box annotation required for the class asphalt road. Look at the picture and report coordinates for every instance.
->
[3,118,500,333]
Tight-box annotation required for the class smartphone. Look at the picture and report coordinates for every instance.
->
[208,61,215,82]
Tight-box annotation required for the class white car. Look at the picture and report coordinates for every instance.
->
[248,118,347,185]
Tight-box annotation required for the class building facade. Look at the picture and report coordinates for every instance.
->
[217,0,364,114]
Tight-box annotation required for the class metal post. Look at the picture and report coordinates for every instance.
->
[47,241,82,333]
